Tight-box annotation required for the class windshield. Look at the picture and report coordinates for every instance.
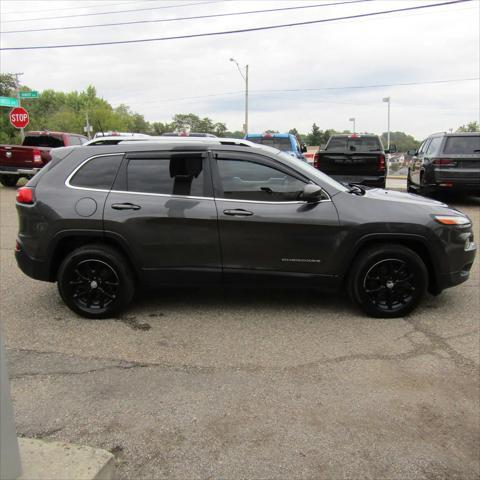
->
[248,137,292,152]
[443,135,480,154]
[326,136,382,152]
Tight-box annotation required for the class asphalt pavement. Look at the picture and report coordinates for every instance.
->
[1,182,479,480]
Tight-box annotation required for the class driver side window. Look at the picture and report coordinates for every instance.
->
[216,158,306,202]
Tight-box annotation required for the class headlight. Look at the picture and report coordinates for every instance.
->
[434,215,471,226]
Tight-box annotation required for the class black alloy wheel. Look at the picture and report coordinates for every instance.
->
[362,259,415,314]
[348,244,428,318]
[57,244,135,319]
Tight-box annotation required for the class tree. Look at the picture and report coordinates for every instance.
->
[457,121,480,132]
[0,73,16,96]
[306,123,322,146]
[380,131,420,152]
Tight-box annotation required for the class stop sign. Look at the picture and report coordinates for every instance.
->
[9,107,29,129]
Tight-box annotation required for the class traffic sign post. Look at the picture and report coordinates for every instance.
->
[0,96,19,108]
[19,91,38,99]
[9,107,29,129]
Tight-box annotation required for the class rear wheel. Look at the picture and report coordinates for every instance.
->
[406,170,416,193]
[348,244,428,318]
[0,175,19,187]
[57,244,135,319]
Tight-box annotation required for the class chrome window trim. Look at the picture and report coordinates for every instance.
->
[65,153,125,193]
[66,153,331,204]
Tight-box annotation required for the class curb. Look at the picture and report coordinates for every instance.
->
[18,438,115,480]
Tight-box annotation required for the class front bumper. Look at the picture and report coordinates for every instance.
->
[437,241,476,291]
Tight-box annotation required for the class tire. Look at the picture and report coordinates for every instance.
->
[0,175,19,187]
[348,244,428,318]
[406,170,416,193]
[57,244,135,319]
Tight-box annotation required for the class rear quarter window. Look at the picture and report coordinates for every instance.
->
[69,155,123,190]
[443,136,480,154]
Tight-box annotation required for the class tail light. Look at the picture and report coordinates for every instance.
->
[32,149,42,165]
[432,158,457,167]
[16,187,35,204]
[313,153,320,169]
[377,154,386,172]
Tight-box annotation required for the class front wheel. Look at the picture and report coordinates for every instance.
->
[406,170,416,193]
[0,175,19,187]
[57,244,135,319]
[348,244,428,318]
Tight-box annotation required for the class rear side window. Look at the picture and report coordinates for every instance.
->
[70,155,123,190]
[126,153,205,196]
[443,136,480,154]
[425,137,442,156]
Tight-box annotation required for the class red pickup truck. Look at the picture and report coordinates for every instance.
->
[0,131,88,187]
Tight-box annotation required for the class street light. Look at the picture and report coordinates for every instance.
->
[349,117,356,133]
[382,97,391,149]
[230,58,249,135]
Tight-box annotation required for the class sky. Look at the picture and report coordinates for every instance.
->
[0,0,479,140]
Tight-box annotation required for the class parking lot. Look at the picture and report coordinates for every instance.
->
[1,181,479,479]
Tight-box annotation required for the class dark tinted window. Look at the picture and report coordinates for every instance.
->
[248,137,292,151]
[217,158,306,202]
[88,139,122,146]
[425,137,442,156]
[126,154,204,196]
[443,136,480,154]
[326,136,382,152]
[70,155,122,190]
[23,135,64,148]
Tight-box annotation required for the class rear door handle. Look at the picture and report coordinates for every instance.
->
[111,202,141,211]
[223,208,253,217]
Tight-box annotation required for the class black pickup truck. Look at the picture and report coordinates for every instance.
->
[313,134,394,188]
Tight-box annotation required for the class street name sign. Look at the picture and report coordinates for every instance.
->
[19,91,38,99]
[0,96,19,108]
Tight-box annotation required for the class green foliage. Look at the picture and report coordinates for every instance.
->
[457,121,480,132]
[380,131,420,151]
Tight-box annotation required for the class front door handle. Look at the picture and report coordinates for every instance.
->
[111,203,141,211]
[223,208,254,217]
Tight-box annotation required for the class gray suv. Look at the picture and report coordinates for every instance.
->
[15,140,476,319]
[407,132,480,195]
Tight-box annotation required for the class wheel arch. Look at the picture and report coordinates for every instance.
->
[48,230,139,282]
[341,233,441,295]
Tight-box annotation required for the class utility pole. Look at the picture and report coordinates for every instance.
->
[85,111,92,140]
[383,97,391,149]
[230,58,249,135]
[349,117,356,133]
[14,72,25,141]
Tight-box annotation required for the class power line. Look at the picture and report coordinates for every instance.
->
[1,0,373,35]
[127,77,479,105]
[0,1,152,17]
[1,0,471,51]
[0,0,221,24]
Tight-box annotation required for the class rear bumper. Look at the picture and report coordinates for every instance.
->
[0,166,40,176]
[331,174,386,188]
[429,168,480,191]
[15,247,51,282]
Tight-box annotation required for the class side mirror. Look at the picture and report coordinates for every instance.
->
[386,144,397,154]
[407,149,417,156]
[301,143,308,153]
[301,184,326,202]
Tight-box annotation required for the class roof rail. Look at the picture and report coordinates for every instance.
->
[120,137,254,147]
